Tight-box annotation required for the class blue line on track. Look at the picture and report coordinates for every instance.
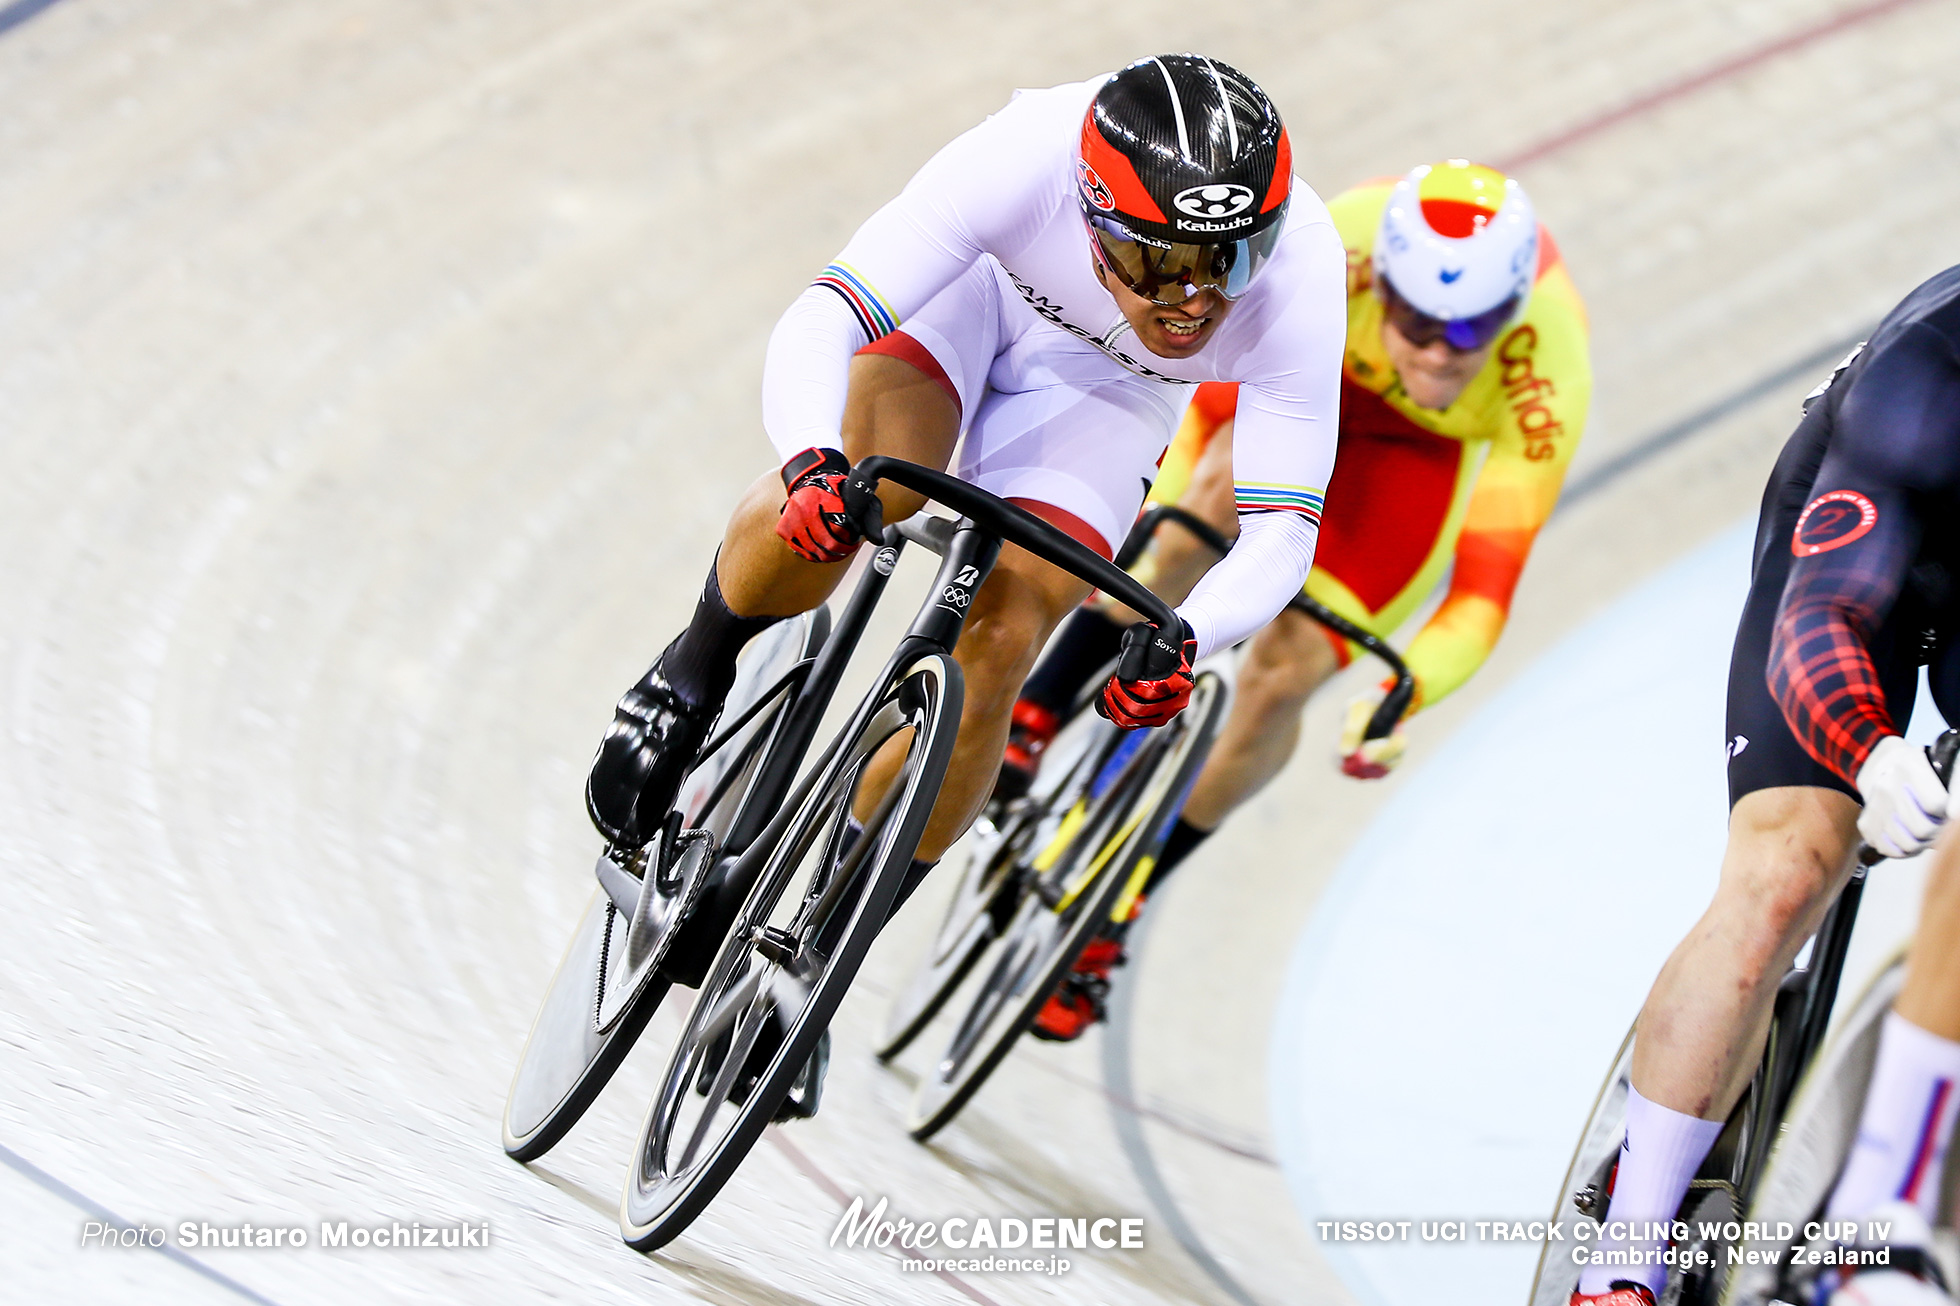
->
[0,1140,289,1306]
[0,0,68,37]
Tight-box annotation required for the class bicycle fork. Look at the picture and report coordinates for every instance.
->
[667,518,1004,987]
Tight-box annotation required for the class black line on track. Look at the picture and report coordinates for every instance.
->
[0,0,68,37]
[1019,1054,1277,1166]
[1556,327,1870,513]
[0,1140,289,1306]
[1103,909,1261,1306]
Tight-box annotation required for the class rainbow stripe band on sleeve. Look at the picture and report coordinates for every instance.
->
[1235,482,1325,525]
[813,262,900,343]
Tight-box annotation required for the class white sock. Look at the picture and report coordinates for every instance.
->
[1826,1011,1960,1222]
[1577,1085,1725,1296]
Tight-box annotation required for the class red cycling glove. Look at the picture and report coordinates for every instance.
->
[1097,619,1197,729]
[776,447,862,564]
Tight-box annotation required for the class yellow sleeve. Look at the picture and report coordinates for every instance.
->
[1399,264,1591,709]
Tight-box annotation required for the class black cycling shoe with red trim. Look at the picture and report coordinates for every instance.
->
[1569,1282,1657,1306]
[1030,937,1125,1042]
[993,700,1060,802]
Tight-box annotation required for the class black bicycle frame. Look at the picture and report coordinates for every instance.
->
[672,459,1186,963]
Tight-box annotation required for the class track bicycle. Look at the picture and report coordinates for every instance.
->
[499,454,1200,1251]
[1529,730,1960,1306]
[877,503,1417,1140]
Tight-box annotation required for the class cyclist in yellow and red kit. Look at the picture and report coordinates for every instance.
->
[1005,159,1594,1039]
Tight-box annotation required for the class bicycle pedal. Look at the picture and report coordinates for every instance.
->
[1573,1183,1602,1219]
[594,850,644,919]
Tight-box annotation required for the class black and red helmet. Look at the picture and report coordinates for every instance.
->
[1077,55,1293,302]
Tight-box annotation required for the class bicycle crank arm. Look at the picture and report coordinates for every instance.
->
[595,852,642,919]
[658,852,751,990]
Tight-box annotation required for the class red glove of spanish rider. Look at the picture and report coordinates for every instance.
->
[1097,619,1197,729]
[776,447,863,564]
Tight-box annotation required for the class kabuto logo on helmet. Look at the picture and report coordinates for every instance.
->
[1173,183,1255,220]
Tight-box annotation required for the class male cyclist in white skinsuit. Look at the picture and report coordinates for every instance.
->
[580,55,1348,1118]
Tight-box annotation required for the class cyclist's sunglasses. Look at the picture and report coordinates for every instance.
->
[1085,212,1284,307]
[1378,274,1519,352]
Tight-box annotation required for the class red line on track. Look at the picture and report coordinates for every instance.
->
[763,1128,1006,1306]
[1497,0,1937,171]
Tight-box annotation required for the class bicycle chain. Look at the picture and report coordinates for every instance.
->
[595,900,617,1028]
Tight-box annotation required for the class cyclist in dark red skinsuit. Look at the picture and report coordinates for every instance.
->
[1572,267,1960,1306]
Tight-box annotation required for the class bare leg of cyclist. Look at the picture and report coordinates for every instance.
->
[1161,604,1343,846]
[1033,523,1339,1044]
[734,345,1110,870]
[585,354,957,848]
[1824,818,1960,1222]
[1076,604,1346,929]
[1580,785,1860,1296]
[1895,820,1960,1038]
[1010,419,1237,778]
[1634,788,1859,1114]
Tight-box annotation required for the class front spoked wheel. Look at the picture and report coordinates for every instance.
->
[905,670,1225,1141]
[620,652,962,1251]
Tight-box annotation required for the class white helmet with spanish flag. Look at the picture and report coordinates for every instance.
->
[1374,160,1537,347]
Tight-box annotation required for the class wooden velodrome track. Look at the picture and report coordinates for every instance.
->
[2,1,1958,1302]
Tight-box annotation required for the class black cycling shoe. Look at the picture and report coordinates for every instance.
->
[586,658,715,849]
[695,1016,830,1123]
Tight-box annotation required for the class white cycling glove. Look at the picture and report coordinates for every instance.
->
[1855,735,1950,858]
[1338,685,1408,779]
